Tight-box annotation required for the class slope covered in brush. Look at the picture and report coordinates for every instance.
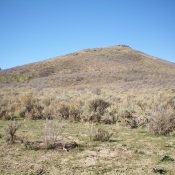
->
[0,45,175,89]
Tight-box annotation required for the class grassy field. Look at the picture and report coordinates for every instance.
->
[0,120,175,175]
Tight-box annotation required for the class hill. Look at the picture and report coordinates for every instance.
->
[0,45,175,89]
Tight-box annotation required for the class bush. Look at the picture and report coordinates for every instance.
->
[21,103,44,120]
[92,128,112,142]
[58,104,81,121]
[87,113,101,123]
[0,109,13,120]
[4,121,20,144]
[82,100,114,123]
[89,99,110,115]
[101,112,117,124]
[88,124,112,142]
[148,106,175,135]
[69,106,81,122]
[0,100,18,120]
[20,94,46,120]
[119,108,138,128]
[59,104,70,119]
[43,120,58,149]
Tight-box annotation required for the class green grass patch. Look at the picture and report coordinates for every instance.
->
[0,74,33,83]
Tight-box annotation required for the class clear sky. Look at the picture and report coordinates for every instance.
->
[0,0,175,69]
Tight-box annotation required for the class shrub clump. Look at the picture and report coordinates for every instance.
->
[100,106,117,124]
[91,128,112,142]
[42,120,58,149]
[81,99,117,124]
[148,106,175,135]
[0,100,19,120]
[59,104,70,119]
[88,124,112,142]
[69,106,81,122]
[4,121,20,144]
[89,99,110,115]
[85,99,111,123]
[58,104,81,121]
[120,109,138,128]
[20,94,48,120]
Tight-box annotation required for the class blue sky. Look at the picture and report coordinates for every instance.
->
[0,0,175,69]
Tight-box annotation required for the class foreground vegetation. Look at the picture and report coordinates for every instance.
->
[1,87,175,133]
[0,87,174,174]
[0,120,175,175]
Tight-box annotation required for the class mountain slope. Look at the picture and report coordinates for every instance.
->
[0,45,175,89]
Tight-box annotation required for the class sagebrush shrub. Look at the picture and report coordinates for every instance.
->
[20,94,46,120]
[81,99,114,123]
[88,124,112,142]
[69,106,81,122]
[43,120,58,149]
[59,104,70,119]
[88,113,101,123]
[89,99,110,115]
[0,100,18,120]
[22,103,44,120]
[92,128,112,142]
[4,121,20,144]
[148,106,175,135]
[101,112,117,124]
[119,108,138,128]
[58,104,82,121]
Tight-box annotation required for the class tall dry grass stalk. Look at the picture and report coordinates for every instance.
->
[43,120,59,147]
